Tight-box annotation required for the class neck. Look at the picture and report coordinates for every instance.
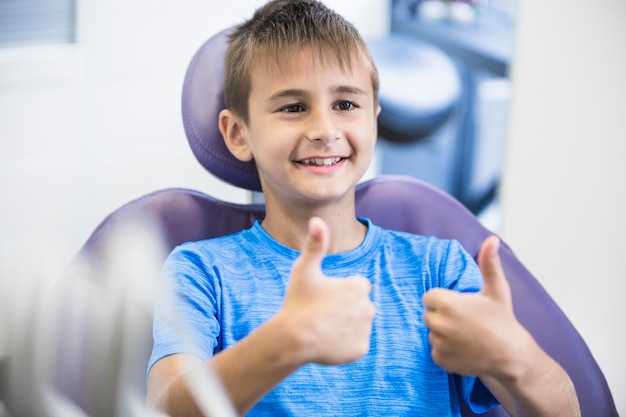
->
[261,198,366,254]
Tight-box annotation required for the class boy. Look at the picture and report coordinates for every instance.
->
[147,0,580,416]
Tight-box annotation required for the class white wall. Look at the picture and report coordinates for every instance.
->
[0,1,249,265]
[501,0,626,413]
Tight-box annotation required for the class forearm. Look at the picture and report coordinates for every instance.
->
[513,361,579,417]
[211,314,306,415]
[147,313,306,417]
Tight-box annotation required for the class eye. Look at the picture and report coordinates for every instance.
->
[281,103,305,113]
[335,100,356,111]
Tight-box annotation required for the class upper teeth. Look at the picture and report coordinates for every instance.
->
[301,157,341,166]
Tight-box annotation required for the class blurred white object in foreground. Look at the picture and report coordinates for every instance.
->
[0,216,236,417]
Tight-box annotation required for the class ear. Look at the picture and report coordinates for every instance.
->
[218,109,253,162]
[373,104,382,136]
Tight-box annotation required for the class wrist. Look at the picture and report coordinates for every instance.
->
[489,324,541,387]
[266,310,313,369]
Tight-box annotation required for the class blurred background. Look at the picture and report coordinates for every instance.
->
[0,0,624,414]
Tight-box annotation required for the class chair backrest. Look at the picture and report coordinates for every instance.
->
[72,28,618,417]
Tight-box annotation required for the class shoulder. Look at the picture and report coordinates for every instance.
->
[170,227,251,259]
[368,220,460,256]
[160,228,254,284]
[367,220,478,287]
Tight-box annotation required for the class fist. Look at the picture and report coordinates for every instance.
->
[422,236,527,377]
[282,217,375,365]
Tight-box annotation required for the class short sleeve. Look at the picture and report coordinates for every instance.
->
[147,243,222,376]
[457,374,500,413]
[439,239,483,294]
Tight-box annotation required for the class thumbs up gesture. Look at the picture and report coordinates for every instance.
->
[280,217,375,366]
[422,236,530,378]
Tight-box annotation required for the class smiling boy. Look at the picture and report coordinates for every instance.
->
[146,1,580,416]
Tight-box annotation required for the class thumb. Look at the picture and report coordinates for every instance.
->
[477,235,511,306]
[292,217,330,279]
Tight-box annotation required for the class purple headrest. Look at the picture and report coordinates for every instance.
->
[181,28,263,192]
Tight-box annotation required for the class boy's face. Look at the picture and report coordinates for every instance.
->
[229,46,380,209]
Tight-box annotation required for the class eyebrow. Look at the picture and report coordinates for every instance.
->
[334,85,368,96]
[267,85,368,102]
[268,89,306,102]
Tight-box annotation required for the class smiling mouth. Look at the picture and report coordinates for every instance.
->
[299,157,343,166]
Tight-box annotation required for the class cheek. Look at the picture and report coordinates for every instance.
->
[250,136,291,171]
[354,124,378,151]
[246,124,283,156]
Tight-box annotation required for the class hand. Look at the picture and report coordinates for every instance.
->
[422,236,529,378]
[280,217,375,366]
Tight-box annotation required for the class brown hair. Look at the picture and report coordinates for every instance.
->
[224,0,379,123]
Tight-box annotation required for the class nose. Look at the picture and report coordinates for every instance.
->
[304,109,340,144]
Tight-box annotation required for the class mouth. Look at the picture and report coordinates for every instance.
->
[298,157,344,166]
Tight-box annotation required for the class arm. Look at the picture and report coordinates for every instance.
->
[147,217,375,416]
[422,236,580,417]
[146,317,308,417]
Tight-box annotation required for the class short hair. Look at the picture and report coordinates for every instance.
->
[224,0,379,123]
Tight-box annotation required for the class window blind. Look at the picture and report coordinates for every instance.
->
[0,0,76,48]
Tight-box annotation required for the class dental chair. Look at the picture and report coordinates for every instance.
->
[69,28,618,417]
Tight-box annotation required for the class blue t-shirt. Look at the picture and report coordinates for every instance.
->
[149,219,498,416]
